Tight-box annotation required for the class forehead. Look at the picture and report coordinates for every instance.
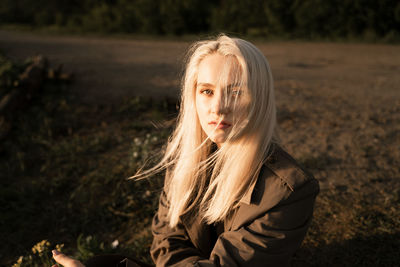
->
[197,54,241,86]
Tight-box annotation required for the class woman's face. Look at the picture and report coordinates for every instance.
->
[195,53,249,147]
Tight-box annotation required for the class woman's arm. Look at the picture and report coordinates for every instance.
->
[151,178,319,267]
[196,178,319,267]
[151,189,206,266]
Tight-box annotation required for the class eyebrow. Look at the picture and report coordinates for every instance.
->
[196,83,215,88]
[196,82,242,89]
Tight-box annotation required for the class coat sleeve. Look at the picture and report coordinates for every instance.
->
[150,188,207,266]
[151,177,318,267]
[194,178,319,267]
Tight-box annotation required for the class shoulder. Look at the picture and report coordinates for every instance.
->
[230,144,319,230]
[263,144,318,193]
[245,143,319,208]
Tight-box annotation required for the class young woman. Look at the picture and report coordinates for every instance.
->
[53,35,319,267]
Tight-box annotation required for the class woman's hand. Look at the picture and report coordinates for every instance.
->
[51,250,85,267]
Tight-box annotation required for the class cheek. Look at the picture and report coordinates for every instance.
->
[232,101,250,119]
[195,98,208,120]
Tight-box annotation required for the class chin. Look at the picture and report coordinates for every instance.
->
[210,136,227,145]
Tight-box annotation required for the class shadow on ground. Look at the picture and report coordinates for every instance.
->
[294,232,400,267]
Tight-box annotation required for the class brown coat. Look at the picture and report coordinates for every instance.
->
[151,145,319,267]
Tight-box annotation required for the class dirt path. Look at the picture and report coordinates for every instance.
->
[1,30,399,191]
[0,30,189,103]
[1,30,399,105]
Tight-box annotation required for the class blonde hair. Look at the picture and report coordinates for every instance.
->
[133,34,277,227]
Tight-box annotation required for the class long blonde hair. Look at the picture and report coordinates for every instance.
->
[133,35,277,227]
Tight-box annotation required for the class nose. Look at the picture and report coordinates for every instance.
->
[211,92,229,115]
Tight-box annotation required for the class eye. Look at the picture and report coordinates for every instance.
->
[231,89,242,97]
[200,89,213,95]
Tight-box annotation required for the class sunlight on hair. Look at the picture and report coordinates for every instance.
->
[130,34,278,227]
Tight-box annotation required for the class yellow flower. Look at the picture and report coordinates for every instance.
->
[32,239,51,255]
[55,243,64,251]
[12,256,23,267]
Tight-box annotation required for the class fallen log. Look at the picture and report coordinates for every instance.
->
[0,55,47,117]
[0,55,48,142]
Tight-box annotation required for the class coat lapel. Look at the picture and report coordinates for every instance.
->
[182,145,298,251]
[228,165,290,231]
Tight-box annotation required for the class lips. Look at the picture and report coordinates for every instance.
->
[209,120,232,129]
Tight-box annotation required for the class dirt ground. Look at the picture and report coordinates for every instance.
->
[1,30,399,104]
[0,31,400,266]
[1,30,399,228]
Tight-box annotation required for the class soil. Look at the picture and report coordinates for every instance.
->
[1,29,399,217]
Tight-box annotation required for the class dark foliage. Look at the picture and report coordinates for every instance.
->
[0,0,399,41]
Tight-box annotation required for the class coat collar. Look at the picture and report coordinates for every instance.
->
[239,175,258,205]
[184,144,312,250]
[238,144,299,205]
